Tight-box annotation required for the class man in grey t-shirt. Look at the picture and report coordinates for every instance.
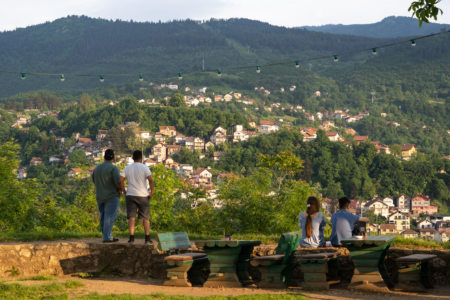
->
[120,150,154,243]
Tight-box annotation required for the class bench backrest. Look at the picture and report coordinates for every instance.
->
[275,231,300,264]
[157,232,191,251]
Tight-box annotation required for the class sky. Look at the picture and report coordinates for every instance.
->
[0,0,449,31]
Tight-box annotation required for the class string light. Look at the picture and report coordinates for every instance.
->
[0,30,445,84]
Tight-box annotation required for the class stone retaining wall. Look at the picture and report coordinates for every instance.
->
[1,241,449,286]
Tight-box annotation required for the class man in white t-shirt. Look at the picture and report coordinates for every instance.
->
[120,150,154,243]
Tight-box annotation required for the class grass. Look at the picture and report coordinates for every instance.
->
[18,275,56,281]
[0,281,308,300]
[391,236,450,249]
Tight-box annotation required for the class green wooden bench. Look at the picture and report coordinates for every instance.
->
[300,252,340,290]
[395,254,436,291]
[250,231,300,288]
[157,232,208,287]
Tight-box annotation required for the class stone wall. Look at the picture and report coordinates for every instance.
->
[0,242,164,279]
[1,241,449,286]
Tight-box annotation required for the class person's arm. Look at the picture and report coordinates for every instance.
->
[119,176,125,195]
[358,217,369,223]
[147,175,154,199]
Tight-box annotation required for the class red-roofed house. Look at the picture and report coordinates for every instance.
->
[401,229,418,239]
[380,224,396,235]
[353,136,369,145]
[159,126,177,137]
[325,131,340,142]
[258,120,279,134]
[400,144,417,160]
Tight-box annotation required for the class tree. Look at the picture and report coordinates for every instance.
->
[409,0,444,26]
[69,149,88,166]
[0,141,41,231]
[79,93,92,112]
[169,93,186,107]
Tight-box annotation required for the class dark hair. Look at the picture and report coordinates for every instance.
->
[132,150,143,161]
[104,149,115,161]
[305,196,320,238]
[339,197,350,210]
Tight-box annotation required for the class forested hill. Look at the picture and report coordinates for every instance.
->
[300,16,450,38]
[0,16,391,97]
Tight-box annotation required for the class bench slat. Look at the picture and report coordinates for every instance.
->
[157,232,191,251]
[301,252,339,259]
[396,254,437,262]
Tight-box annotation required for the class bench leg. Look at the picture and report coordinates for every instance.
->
[164,260,194,287]
[256,264,286,289]
[396,261,433,291]
[301,259,330,290]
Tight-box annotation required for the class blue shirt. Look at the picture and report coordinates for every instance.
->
[330,209,360,246]
[298,212,326,248]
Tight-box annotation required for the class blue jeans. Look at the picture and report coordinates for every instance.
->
[98,197,119,241]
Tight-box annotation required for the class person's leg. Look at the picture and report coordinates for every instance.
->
[128,217,136,235]
[103,197,119,241]
[126,196,137,243]
[143,219,150,235]
[137,196,151,243]
[97,202,106,241]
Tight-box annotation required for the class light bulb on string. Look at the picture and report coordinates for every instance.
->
[20,72,26,80]
[139,74,144,82]
[333,55,339,62]
[295,61,300,69]
[256,66,261,73]
[60,74,65,82]
[217,69,222,78]
[178,72,183,80]
[372,48,377,55]
[410,39,416,47]
[99,74,105,82]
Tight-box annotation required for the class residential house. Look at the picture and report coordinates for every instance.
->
[321,198,337,217]
[77,138,93,148]
[152,144,167,162]
[325,131,340,142]
[17,168,27,179]
[400,144,417,160]
[159,126,177,137]
[380,224,396,235]
[321,120,335,129]
[375,144,391,154]
[96,130,109,142]
[417,219,433,229]
[68,168,86,179]
[348,199,361,215]
[144,158,157,167]
[363,199,390,218]
[167,145,181,156]
[213,152,224,162]
[300,127,317,142]
[258,120,279,134]
[429,214,450,224]
[192,168,212,184]
[214,95,223,102]
[366,223,379,234]
[154,133,166,143]
[411,194,438,216]
[217,173,238,184]
[388,211,410,231]
[435,228,450,243]
[179,164,194,177]
[30,157,43,166]
[353,136,369,145]
[419,228,436,240]
[223,94,233,102]
[344,128,357,136]
[204,141,214,151]
[175,134,186,145]
[401,229,419,239]
[49,155,64,164]
[138,131,152,140]
[210,127,228,145]
[382,197,395,208]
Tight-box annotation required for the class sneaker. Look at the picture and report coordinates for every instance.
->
[145,236,151,244]
[103,238,119,243]
[128,235,135,243]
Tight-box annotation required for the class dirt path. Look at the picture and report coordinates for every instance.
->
[13,277,450,299]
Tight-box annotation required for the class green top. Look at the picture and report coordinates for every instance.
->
[195,240,261,248]
[92,161,120,203]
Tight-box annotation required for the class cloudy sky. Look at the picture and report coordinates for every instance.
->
[1,0,449,31]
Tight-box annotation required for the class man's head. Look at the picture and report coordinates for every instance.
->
[104,149,115,161]
[132,150,143,162]
[339,197,350,210]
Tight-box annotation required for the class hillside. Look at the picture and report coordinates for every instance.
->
[0,16,387,97]
[300,16,450,38]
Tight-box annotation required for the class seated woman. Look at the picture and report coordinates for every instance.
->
[298,196,326,248]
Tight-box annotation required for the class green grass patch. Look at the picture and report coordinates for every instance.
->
[18,275,56,281]
[64,280,84,288]
[0,282,69,299]
[392,236,450,249]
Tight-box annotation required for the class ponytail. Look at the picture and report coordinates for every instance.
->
[305,196,319,238]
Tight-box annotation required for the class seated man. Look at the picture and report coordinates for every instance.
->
[330,197,368,246]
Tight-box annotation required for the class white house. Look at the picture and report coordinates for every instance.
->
[364,199,390,218]
[258,120,279,134]
[388,211,410,232]
[417,219,433,229]
[382,197,395,208]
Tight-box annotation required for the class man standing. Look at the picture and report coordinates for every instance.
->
[120,150,154,243]
[92,149,121,243]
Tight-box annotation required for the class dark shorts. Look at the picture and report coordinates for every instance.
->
[126,195,150,220]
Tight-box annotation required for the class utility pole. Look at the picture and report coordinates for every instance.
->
[202,56,205,71]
